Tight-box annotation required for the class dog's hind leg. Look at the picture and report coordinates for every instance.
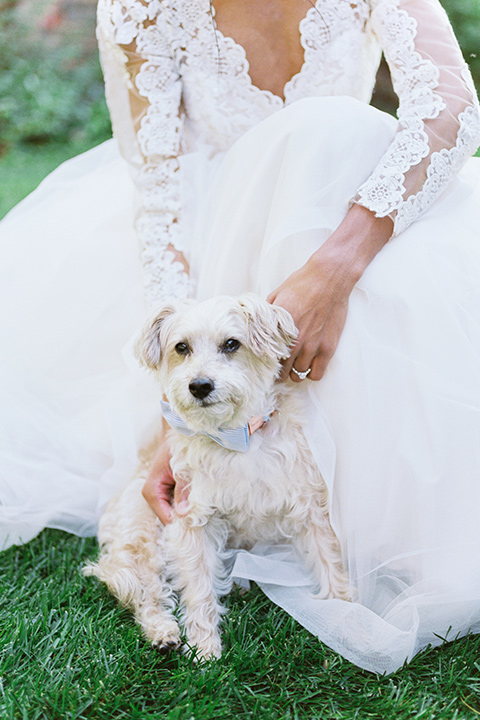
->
[84,476,181,653]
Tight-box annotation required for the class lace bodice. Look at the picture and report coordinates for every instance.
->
[96,0,480,307]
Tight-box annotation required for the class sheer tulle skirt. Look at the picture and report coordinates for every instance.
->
[1,97,480,673]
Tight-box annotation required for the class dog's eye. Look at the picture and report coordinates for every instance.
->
[221,338,241,354]
[174,342,190,356]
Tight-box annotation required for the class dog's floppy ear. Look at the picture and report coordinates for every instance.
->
[237,294,298,360]
[134,304,177,370]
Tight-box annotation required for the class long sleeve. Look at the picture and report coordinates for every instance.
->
[355,0,480,235]
[97,0,193,308]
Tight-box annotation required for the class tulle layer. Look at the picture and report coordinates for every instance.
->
[0,142,156,543]
[1,97,480,673]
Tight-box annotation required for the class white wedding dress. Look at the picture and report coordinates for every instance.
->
[1,0,480,674]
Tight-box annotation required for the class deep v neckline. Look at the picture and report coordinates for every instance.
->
[208,0,319,106]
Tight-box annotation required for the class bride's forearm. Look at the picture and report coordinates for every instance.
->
[310,204,394,289]
[268,204,393,381]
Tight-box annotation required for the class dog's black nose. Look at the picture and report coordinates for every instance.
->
[189,378,215,400]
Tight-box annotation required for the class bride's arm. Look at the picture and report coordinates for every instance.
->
[97,1,194,523]
[268,205,393,381]
[271,0,480,381]
[356,0,480,234]
[97,0,193,309]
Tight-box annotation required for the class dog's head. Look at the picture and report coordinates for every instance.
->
[135,294,298,432]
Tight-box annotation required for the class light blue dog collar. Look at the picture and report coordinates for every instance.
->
[160,401,273,453]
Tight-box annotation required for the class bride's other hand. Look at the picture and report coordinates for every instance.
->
[267,204,393,382]
[142,436,190,525]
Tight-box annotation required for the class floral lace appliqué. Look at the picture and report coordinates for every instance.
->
[356,0,480,234]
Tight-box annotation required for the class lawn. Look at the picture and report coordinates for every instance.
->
[1,529,480,720]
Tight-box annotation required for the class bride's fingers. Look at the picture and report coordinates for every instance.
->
[309,354,328,381]
[277,339,300,381]
[286,347,315,383]
[142,471,174,525]
[286,345,333,383]
[173,476,191,516]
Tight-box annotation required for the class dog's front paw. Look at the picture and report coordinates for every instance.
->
[185,630,222,662]
[153,637,182,655]
[144,618,182,654]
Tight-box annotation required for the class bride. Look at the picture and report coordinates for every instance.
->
[1,0,480,674]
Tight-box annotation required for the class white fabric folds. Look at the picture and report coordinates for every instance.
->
[1,97,480,673]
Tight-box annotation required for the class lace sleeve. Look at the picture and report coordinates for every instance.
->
[355,0,480,236]
[97,0,193,308]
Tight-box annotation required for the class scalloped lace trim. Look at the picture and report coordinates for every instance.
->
[355,0,446,230]
[136,212,195,309]
[211,0,372,106]
[395,105,480,234]
[99,0,191,307]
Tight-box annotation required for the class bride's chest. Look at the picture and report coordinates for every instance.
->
[211,0,309,101]
[168,0,379,148]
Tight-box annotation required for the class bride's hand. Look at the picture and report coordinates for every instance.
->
[142,436,190,525]
[267,205,393,382]
[267,247,353,382]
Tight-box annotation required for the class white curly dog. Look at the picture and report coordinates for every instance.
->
[85,294,350,660]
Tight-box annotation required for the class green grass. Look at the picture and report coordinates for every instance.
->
[1,529,480,720]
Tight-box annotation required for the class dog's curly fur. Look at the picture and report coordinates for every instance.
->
[84,294,350,660]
